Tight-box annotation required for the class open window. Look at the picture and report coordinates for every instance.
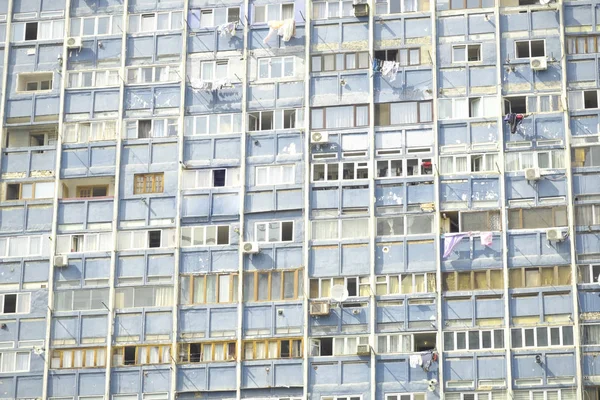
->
[2,294,17,313]
[515,40,545,59]
[283,109,296,129]
[17,72,53,93]
[452,44,481,63]
[123,347,136,365]
[584,91,599,109]
[25,22,38,40]
[504,96,527,114]
[213,169,226,187]
[414,332,436,351]
[148,231,162,248]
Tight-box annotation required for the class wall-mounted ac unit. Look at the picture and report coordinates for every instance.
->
[356,344,371,355]
[242,242,259,254]
[65,37,82,50]
[524,167,540,181]
[54,255,68,267]
[309,301,330,316]
[311,132,329,144]
[530,57,547,71]
[547,228,565,242]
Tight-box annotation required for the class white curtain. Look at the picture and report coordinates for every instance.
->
[342,219,369,239]
[569,92,583,110]
[214,344,225,361]
[391,102,418,125]
[327,106,354,129]
[16,352,29,371]
[154,287,173,307]
[312,220,338,240]
[218,275,230,303]
[312,2,326,19]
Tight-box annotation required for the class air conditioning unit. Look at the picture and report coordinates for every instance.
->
[54,255,68,267]
[309,301,330,316]
[524,167,541,181]
[356,344,371,355]
[547,228,565,242]
[311,132,329,144]
[242,242,260,254]
[530,57,547,71]
[353,3,369,17]
[65,36,82,50]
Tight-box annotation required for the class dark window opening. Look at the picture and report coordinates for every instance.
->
[375,49,398,62]
[519,0,538,4]
[531,40,545,57]
[72,235,83,252]
[92,187,108,197]
[149,231,162,248]
[319,337,333,356]
[3,294,17,313]
[467,45,481,61]
[216,226,229,245]
[124,346,136,365]
[346,277,357,297]
[6,184,20,200]
[227,8,240,23]
[585,91,598,109]
[283,109,296,129]
[227,343,236,359]
[213,169,226,187]
[260,111,273,130]
[443,211,460,233]
[25,22,38,41]
[138,120,152,138]
[515,41,530,58]
[281,221,293,242]
[30,134,45,146]
[280,340,290,358]
[190,343,201,362]
[414,333,436,352]
[505,96,527,114]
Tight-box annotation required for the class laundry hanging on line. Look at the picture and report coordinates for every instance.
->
[216,21,237,37]
[504,113,524,134]
[263,19,296,44]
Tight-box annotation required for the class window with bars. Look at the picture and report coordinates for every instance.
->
[178,341,236,362]
[50,348,106,369]
[508,266,572,288]
[112,345,171,366]
[243,338,303,359]
[134,173,164,194]
[180,274,238,304]
[443,270,504,291]
[243,269,303,302]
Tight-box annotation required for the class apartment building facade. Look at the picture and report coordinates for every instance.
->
[0,0,598,399]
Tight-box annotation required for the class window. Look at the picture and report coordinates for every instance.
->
[506,150,564,171]
[376,158,433,177]
[508,266,572,288]
[377,333,436,353]
[375,273,436,295]
[114,286,174,308]
[309,276,370,298]
[384,395,426,400]
[375,101,433,125]
[5,128,55,148]
[568,90,599,110]
[134,173,164,194]
[0,235,51,258]
[75,186,108,198]
[507,207,568,229]
[71,15,119,36]
[197,60,229,81]
[312,0,355,19]
[124,118,178,139]
[578,264,600,284]
[0,352,30,373]
[56,233,112,254]
[17,72,53,92]
[182,168,240,189]
[117,229,175,250]
[178,342,236,362]
[452,44,482,63]
[311,52,369,72]
[51,348,106,369]
[312,162,369,181]
[63,121,117,143]
[128,11,183,33]
[505,94,562,113]
[572,146,600,168]
[376,0,429,13]
[515,40,546,59]
[374,48,421,66]
[439,153,498,174]
[189,7,240,29]
[255,221,294,242]
[376,215,434,236]
[575,204,600,227]
[180,273,237,305]
[254,3,294,23]
[312,219,370,240]
[582,324,600,345]
[322,397,363,400]
[0,293,30,314]
[67,69,120,89]
[441,210,502,233]
[310,336,369,356]
[126,65,180,84]
[181,225,229,247]
[258,57,294,79]
[53,289,109,311]
[113,345,171,366]
[19,20,64,41]
[443,270,504,291]
[444,330,504,351]
[243,269,303,302]
[311,105,369,129]
[567,35,600,55]
[255,165,295,186]
[4,182,54,201]
[243,338,302,359]
[185,113,243,135]
[511,326,574,348]
[248,111,274,131]
[438,97,497,120]
[443,394,493,400]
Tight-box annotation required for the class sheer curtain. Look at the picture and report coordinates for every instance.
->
[342,219,369,238]
[15,352,29,371]
[214,344,225,361]
[327,106,354,129]
[312,220,338,240]
[390,102,418,125]
[154,287,173,307]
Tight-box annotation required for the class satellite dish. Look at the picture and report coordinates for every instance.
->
[330,285,349,302]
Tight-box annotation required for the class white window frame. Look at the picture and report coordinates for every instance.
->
[180,225,230,247]
[199,60,229,81]
[255,221,294,243]
[114,286,174,309]
[70,15,119,37]
[511,326,574,348]
[16,20,65,41]
[53,289,109,312]
[438,97,497,120]
[375,0,425,14]
[63,120,117,143]
[309,276,370,299]
[311,337,369,356]
[66,69,120,89]
[128,11,183,33]
[375,273,436,295]
[182,168,240,189]
[504,150,565,171]
[17,72,53,93]
[117,229,176,250]
[185,113,242,136]
[505,94,562,113]
[312,1,354,20]
[451,44,482,63]
[56,233,112,254]
[4,181,54,201]
[0,293,31,315]
[123,118,179,139]
[0,351,30,373]
[192,7,240,29]
[311,162,370,181]
[247,110,275,131]
[257,56,295,79]
[568,90,599,111]
[376,215,435,236]
[443,329,504,351]
[126,65,180,84]
[514,39,546,59]
[254,3,295,24]
[384,394,427,400]
[439,153,499,175]
[311,218,370,240]
[255,165,295,186]
[578,264,600,284]
[0,235,50,258]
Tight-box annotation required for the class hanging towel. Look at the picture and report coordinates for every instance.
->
[443,233,469,258]
[409,354,422,368]
[480,232,493,247]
